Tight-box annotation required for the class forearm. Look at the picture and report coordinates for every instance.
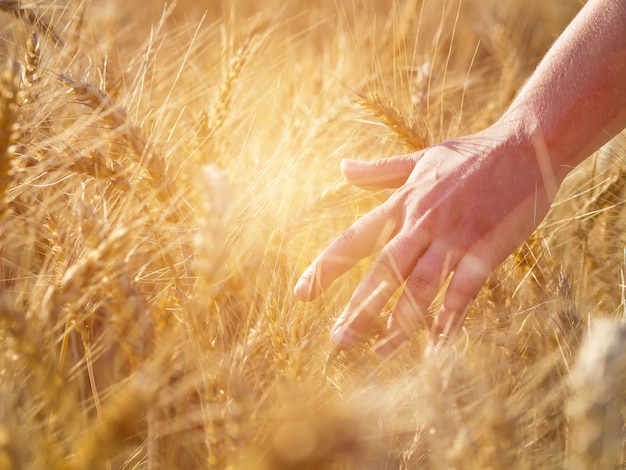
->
[500,0,626,180]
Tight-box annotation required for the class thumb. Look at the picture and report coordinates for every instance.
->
[340,153,422,190]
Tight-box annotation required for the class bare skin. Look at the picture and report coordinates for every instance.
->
[294,0,626,354]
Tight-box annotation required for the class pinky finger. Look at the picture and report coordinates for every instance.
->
[432,251,493,343]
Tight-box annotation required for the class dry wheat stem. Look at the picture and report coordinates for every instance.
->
[0,0,62,45]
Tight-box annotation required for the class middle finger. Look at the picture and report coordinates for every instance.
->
[330,229,430,348]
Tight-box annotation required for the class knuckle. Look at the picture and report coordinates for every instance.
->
[407,269,439,293]
[336,227,359,249]
[455,277,480,299]
[448,278,480,308]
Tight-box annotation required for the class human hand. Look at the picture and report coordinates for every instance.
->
[294,125,563,355]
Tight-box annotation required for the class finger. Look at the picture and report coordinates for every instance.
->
[432,251,493,343]
[374,241,460,356]
[340,152,423,190]
[294,207,398,301]
[330,230,429,348]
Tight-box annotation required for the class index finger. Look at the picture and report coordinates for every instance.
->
[294,207,397,301]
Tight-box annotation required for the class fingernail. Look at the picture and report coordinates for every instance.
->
[293,278,307,299]
[339,158,360,172]
[294,269,312,299]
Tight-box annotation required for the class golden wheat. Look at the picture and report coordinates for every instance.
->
[0,0,624,468]
[357,90,427,151]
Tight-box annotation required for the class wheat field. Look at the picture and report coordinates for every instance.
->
[0,0,625,468]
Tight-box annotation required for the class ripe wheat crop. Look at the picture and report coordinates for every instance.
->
[0,0,624,468]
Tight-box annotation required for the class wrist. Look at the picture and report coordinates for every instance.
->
[491,105,575,184]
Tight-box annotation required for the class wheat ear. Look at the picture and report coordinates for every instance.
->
[567,318,626,469]
[357,91,426,151]
[21,31,40,98]
[59,75,175,200]
[208,40,253,135]
[0,61,19,220]
[68,148,131,191]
